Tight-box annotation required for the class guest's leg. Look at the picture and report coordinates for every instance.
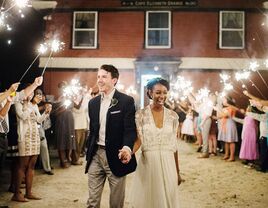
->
[259,137,268,171]
[8,157,19,192]
[223,142,229,159]
[229,142,235,161]
[40,138,52,172]
[12,156,29,202]
[25,155,40,199]
[78,129,86,156]
[213,136,217,154]
[208,135,213,153]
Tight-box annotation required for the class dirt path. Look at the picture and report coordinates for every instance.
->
[1,140,268,208]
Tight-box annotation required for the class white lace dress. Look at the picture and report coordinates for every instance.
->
[127,106,180,208]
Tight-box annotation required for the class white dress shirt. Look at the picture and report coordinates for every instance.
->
[97,89,115,146]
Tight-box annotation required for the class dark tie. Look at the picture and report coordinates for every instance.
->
[1,119,8,134]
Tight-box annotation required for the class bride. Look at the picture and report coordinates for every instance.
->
[128,77,182,208]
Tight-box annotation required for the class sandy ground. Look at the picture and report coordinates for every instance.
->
[0,140,268,208]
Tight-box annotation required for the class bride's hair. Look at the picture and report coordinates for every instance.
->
[146,77,170,99]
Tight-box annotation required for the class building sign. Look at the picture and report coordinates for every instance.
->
[121,0,198,7]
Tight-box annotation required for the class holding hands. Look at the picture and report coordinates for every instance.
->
[118,147,132,164]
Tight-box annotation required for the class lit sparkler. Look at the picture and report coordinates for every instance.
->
[19,43,48,82]
[219,73,230,83]
[249,61,259,72]
[196,88,210,102]
[41,39,65,76]
[62,79,83,108]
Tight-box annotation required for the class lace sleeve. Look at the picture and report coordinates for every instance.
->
[135,109,144,142]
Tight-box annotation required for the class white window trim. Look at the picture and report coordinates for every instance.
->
[72,11,98,49]
[219,11,245,49]
[145,11,171,49]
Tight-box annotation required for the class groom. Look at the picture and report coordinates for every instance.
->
[85,64,137,208]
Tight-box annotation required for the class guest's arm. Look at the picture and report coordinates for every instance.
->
[0,83,20,103]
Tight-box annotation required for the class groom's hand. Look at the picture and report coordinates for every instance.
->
[118,147,131,164]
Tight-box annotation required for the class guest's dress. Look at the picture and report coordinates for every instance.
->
[181,114,194,136]
[15,102,47,156]
[128,106,180,208]
[218,107,238,143]
[239,116,259,160]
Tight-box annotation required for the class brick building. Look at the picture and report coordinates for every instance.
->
[39,0,268,107]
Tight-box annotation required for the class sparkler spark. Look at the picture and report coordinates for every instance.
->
[50,39,64,52]
[235,71,250,81]
[219,73,230,83]
[15,0,29,8]
[223,83,233,91]
[249,61,259,72]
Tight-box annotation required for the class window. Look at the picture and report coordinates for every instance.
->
[219,11,245,49]
[72,11,98,49]
[146,11,171,49]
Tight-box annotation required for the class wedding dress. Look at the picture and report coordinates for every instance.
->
[127,106,180,208]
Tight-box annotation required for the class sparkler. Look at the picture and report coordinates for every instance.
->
[61,79,83,108]
[234,70,250,91]
[248,79,266,99]
[19,43,48,82]
[41,39,64,76]
[2,0,30,13]
[196,88,210,102]
[248,60,268,90]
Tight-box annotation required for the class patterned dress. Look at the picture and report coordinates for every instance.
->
[128,106,180,208]
[15,102,47,156]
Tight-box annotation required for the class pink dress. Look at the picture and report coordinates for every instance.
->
[239,116,259,160]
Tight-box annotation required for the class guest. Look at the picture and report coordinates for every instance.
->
[217,96,238,162]
[233,106,259,167]
[54,81,76,168]
[12,89,51,202]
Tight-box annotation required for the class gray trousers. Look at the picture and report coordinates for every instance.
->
[87,147,126,208]
[201,118,212,154]
[40,137,52,172]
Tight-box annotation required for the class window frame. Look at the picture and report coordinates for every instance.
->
[219,11,245,49]
[72,11,98,49]
[145,11,171,49]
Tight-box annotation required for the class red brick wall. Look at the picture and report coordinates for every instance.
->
[46,11,268,58]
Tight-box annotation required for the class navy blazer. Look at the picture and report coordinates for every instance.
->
[85,90,137,177]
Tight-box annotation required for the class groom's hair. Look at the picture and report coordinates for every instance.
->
[100,64,119,80]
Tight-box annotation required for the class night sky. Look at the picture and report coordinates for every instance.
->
[0,7,44,91]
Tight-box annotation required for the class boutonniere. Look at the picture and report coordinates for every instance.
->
[109,98,118,109]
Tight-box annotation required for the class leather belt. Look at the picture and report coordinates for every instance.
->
[97,145,106,150]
